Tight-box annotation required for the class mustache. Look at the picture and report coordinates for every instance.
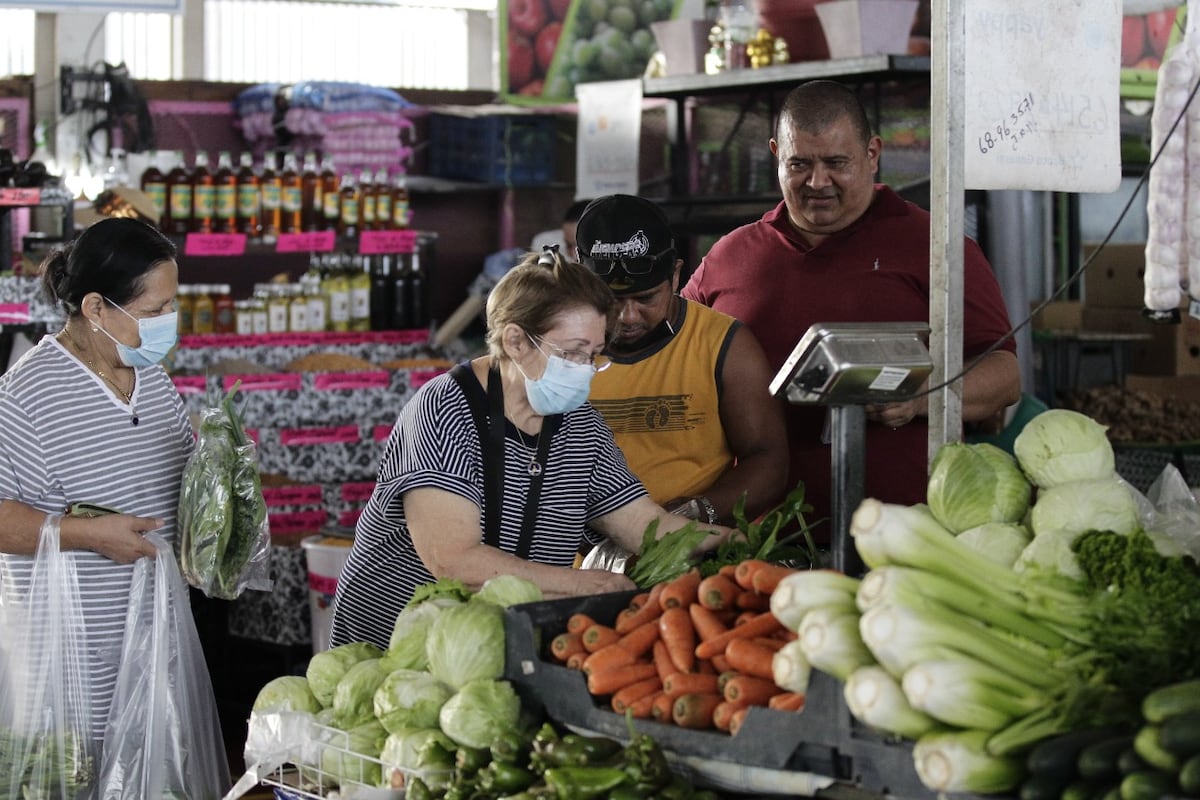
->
[800,190,837,200]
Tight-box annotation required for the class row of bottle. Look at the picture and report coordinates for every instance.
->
[140,151,412,239]
[176,252,428,337]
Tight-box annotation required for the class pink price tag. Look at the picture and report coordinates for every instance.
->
[409,368,447,389]
[0,188,41,205]
[262,485,325,507]
[308,572,339,595]
[172,375,208,395]
[314,371,391,391]
[268,510,330,534]
[280,425,361,446]
[338,508,363,528]
[340,482,377,503]
[372,424,394,442]
[223,373,303,392]
[184,233,248,256]
[359,229,417,254]
[276,231,336,253]
[0,303,31,324]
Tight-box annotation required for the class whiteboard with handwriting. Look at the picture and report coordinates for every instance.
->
[964,0,1122,193]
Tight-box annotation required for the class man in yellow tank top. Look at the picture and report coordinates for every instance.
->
[574,195,789,570]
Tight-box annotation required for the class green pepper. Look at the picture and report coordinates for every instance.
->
[480,761,537,793]
[559,734,623,764]
[543,766,630,799]
[456,745,491,775]
[490,731,530,766]
[623,736,670,788]
[405,777,434,800]
[608,784,656,800]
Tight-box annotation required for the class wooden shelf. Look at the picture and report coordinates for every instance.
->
[642,55,931,99]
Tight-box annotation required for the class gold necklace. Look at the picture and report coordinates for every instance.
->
[61,325,134,404]
[512,426,543,477]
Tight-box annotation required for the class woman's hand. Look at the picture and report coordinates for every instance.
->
[85,514,163,563]
[569,569,636,596]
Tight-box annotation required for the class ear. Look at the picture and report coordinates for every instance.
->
[670,260,683,294]
[79,293,106,326]
[769,138,779,157]
[866,134,883,177]
[501,322,529,360]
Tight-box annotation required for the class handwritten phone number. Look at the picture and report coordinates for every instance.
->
[978,93,1035,155]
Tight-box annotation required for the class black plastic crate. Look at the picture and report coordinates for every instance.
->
[427,113,556,186]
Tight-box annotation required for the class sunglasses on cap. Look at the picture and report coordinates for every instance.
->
[580,246,676,276]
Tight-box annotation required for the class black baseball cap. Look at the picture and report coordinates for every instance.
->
[575,195,677,295]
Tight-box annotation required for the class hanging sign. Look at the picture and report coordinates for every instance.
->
[964,0,1123,193]
[576,79,642,198]
[0,0,181,10]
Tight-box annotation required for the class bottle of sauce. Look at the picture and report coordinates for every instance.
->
[190,151,215,234]
[287,283,309,333]
[165,151,192,236]
[140,156,167,230]
[235,153,261,237]
[373,168,392,232]
[192,284,216,334]
[301,152,323,232]
[234,300,255,336]
[349,254,372,331]
[358,168,377,232]
[280,151,303,234]
[213,151,238,233]
[213,283,235,334]
[260,153,282,243]
[176,284,194,336]
[250,284,270,335]
[370,254,395,330]
[319,155,340,231]
[337,173,360,240]
[324,256,352,332]
[267,284,290,333]
[392,173,411,229]
[304,271,329,333]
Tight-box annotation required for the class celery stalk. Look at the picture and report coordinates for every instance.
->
[913,729,1025,793]
[770,570,860,633]
[901,658,1047,730]
[844,665,940,740]
[797,606,875,682]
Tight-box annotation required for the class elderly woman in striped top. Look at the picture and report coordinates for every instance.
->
[0,218,195,763]
[330,250,733,651]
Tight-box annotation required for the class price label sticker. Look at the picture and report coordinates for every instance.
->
[0,188,41,205]
[0,303,31,324]
[184,233,248,256]
[276,231,336,253]
[359,229,417,254]
[868,366,910,392]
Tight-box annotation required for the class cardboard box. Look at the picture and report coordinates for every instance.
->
[1031,300,1083,331]
[1081,306,1200,376]
[1126,374,1200,403]
[1082,243,1146,309]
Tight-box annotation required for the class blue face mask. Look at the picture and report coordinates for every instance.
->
[518,335,595,416]
[97,298,179,367]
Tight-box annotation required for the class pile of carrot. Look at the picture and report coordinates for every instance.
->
[547,559,806,735]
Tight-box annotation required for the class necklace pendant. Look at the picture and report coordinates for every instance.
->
[527,460,542,477]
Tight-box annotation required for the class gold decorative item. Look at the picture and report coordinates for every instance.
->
[705,23,726,74]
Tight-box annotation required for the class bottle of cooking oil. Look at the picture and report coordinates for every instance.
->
[338,173,360,239]
[166,151,192,236]
[324,255,352,332]
[250,284,270,335]
[190,151,215,234]
[320,155,340,232]
[373,168,392,231]
[301,152,323,232]
[192,284,216,334]
[234,299,254,335]
[358,169,377,232]
[280,151,302,234]
[349,254,372,331]
[213,151,237,233]
[392,172,411,229]
[236,152,261,237]
[260,153,282,243]
[287,283,309,332]
[213,283,235,334]
[303,269,329,333]
[267,284,290,333]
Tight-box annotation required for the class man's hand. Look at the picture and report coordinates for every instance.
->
[866,398,923,429]
[87,514,163,563]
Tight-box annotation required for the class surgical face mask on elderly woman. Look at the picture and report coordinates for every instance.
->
[516,332,610,416]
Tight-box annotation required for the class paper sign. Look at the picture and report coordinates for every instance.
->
[280,425,361,446]
[262,485,325,507]
[314,371,392,391]
[0,188,40,205]
[223,373,303,393]
[338,509,364,529]
[340,482,377,503]
[359,230,417,254]
[177,329,430,350]
[0,303,31,324]
[269,510,331,535]
[409,368,446,389]
[276,231,336,253]
[372,424,394,442]
[171,375,207,394]
[964,0,1122,192]
[184,233,248,256]
[576,79,643,197]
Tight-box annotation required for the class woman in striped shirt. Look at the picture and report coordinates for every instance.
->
[330,250,732,650]
[0,219,197,781]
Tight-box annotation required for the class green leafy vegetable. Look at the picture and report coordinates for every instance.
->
[1013,409,1115,489]
[407,577,473,609]
[626,518,710,588]
[373,670,454,734]
[331,658,389,729]
[318,720,387,787]
[425,601,506,690]
[927,442,1030,533]
[251,675,322,714]
[381,598,461,673]
[437,679,522,749]
[306,641,383,708]
[472,575,543,607]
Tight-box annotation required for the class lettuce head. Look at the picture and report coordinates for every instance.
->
[331,658,389,729]
[955,522,1032,568]
[473,575,543,608]
[379,728,456,789]
[1014,409,1115,489]
[381,598,461,673]
[927,443,1031,533]
[437,679,521,749]
[252,675,322,714]
[426,601,506,690]
[306,641,383,708]
[1029,477,1139,542]
[319,719,387,787]
[373,669,454,734]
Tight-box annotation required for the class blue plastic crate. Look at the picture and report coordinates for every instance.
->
[427,113,556,186]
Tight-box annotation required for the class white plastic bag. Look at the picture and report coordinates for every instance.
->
[0,513,97,798]
[98,533,231,799]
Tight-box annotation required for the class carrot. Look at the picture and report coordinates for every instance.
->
[588,662,659,696]
[734,590,771,612]
[729,706,750,736]
[626,690,663,719]
[724,675,782,707]
[751,637,788,652]
[581,624,620,653]
[733,559,772,590]
[725,638,778,681]
[616,618,661,658]
[672,692,723,729]
[716,670,740,696]
[611,676,662,713]
[581,643,635,676]
[659,569,702,610]
[768,691,806,712]
[688,603,729,643]
[651,640,676,685]
[696,658,717,675]
[566,651,588,671]
[662,672,720,699]
[710,654,733,674]
[718,564,738,578]
[734,610,761,627]
[713,700,740,732]
[614,590,664,634]
[651,692,675,722]
[697,573,740,611]
[629,591,651,611]
[567,613,596,635]
[550,632,586,662]
[694,612,783,660]
[658,607,696,674]
[750,563,798,595]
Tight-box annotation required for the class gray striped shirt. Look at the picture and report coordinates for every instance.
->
[329,367,646,650]
[0,336,194,750]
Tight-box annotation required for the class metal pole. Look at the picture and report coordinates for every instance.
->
[830,404,866,576]
[927,0,965,464]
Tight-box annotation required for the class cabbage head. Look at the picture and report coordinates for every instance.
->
[1029,478,1139,542]
[379,728,456,789]
[381,598,461,673]
[926,443,1031,533]
[473,575,543,608]
[426,601,506,690]
[438,679,521,749]
[955,522,1032,568]
[319,719,387,787]
[306,641,383,708]
[374,669,455,734]
[331,658,389,729]
[1013,409,1115,489]
[252,675,322,714]
[1013,528,1085,581]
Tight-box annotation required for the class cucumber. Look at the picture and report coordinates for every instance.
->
[1018,772,1072,800]
[1061,778,1115,800]
[1160,711,1200,756]
[1180,753,1200,796]
[1119,769,1178,800]
[1117,747,1149,776]
[1028,727,1124,777]
[1142,680,1200,724]
[1134,725,1180,772]
[1078,736,1135,781]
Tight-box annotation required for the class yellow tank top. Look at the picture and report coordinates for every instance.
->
[589,300,737,505]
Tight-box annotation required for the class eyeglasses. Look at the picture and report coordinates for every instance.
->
[581,246,675,277]
[530,333,612,372]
